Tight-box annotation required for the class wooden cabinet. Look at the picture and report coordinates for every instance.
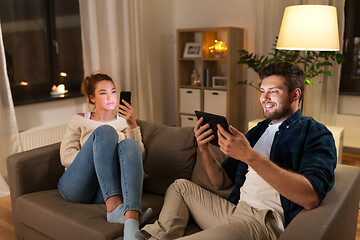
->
[177,27,245,130]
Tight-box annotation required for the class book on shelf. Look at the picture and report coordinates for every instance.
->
[203,69,215,87]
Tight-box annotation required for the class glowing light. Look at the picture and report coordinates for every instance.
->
[20,81,29,86]
[277,5,339,51]
[60,72,67,77]
[51,84,68,97]
[57,84,66,93]
[208,40,228,57]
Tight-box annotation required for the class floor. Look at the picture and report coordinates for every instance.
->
[0,195,15,240]
[0,152,359,240]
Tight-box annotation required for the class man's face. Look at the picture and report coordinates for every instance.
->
[259,75,297,124]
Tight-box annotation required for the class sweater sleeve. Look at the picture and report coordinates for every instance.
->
[59,116,81,168]
[125,126,146,159]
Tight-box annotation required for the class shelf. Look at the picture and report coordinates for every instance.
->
[203,58,227,61]
[179,112,196,116]
[203,87,227,91]
[177,27,245,131]
[179,85,228,91]
[178,58,202,61]
[179,85,202,89]
[178,58,227,62]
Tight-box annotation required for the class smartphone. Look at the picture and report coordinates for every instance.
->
[119,91,131,106]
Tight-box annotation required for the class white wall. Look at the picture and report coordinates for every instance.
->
[337,113,360,149]
[338,95,360,116]
[15,97,87,132]
[143,0,176,125]
[174,0,255,33]
[336,95,360,149]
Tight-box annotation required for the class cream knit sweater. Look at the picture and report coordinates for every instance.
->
[59,113,145,169]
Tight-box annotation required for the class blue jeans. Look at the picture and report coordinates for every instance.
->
[58,125,143,213]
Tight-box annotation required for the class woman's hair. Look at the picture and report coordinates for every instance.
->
[81,73,114,104]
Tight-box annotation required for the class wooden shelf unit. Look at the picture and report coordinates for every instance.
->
[177,27,245,130]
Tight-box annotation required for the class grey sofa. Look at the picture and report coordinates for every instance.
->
[7,120,360,240]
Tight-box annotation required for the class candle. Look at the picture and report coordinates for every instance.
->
[57,84,65,93]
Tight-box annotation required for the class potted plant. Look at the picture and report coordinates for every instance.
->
[237,38,345,89]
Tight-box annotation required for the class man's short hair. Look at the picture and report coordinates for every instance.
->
[259,61,305,100]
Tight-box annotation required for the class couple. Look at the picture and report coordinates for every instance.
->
[59,61,337,240]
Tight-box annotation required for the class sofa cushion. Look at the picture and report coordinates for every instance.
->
[191,145,233,199]
[137,120,197,195]
[16,189,163,240]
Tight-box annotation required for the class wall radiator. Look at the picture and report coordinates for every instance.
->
[19,124,67,151]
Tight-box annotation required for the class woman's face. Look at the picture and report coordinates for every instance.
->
[90,80,117,111]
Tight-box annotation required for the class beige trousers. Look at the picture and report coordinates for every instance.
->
[141,179,282,240]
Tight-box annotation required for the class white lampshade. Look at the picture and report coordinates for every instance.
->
[276,5,339,51]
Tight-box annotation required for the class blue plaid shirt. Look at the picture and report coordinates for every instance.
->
[222,109,337,227]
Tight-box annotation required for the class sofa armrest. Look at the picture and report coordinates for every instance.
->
[7,142,64,215]
[279,164,360,240]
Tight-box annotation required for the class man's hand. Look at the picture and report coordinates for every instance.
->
[195,118,233,190]
[194,117,215,152]
[217,124,254,163]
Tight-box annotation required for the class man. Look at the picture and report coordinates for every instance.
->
[141,62,337,240]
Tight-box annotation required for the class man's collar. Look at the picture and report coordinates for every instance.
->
[257,109,302,129]
[259,109,302,128]
[278,109,302,129]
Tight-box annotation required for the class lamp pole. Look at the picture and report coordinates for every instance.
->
[300,49,308,111]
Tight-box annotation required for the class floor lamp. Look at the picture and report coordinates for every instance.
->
[276,5,340,109]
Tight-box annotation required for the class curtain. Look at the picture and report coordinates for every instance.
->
[78,0,154,122]
[252,0,345,125]
[0,22,22,187]
[301,0,345,125]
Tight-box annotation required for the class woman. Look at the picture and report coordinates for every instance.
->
[58,73,151,240]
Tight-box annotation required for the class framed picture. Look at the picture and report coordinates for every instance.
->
[212,76,227,88]
[183,42,202,58]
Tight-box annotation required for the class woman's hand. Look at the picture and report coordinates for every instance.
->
[194,117,214,152]
[118,100,137,129]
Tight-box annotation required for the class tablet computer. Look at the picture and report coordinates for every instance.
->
[194,110,230,147]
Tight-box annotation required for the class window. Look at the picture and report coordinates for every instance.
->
[339,0,360,95]
[0,0,83,105]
